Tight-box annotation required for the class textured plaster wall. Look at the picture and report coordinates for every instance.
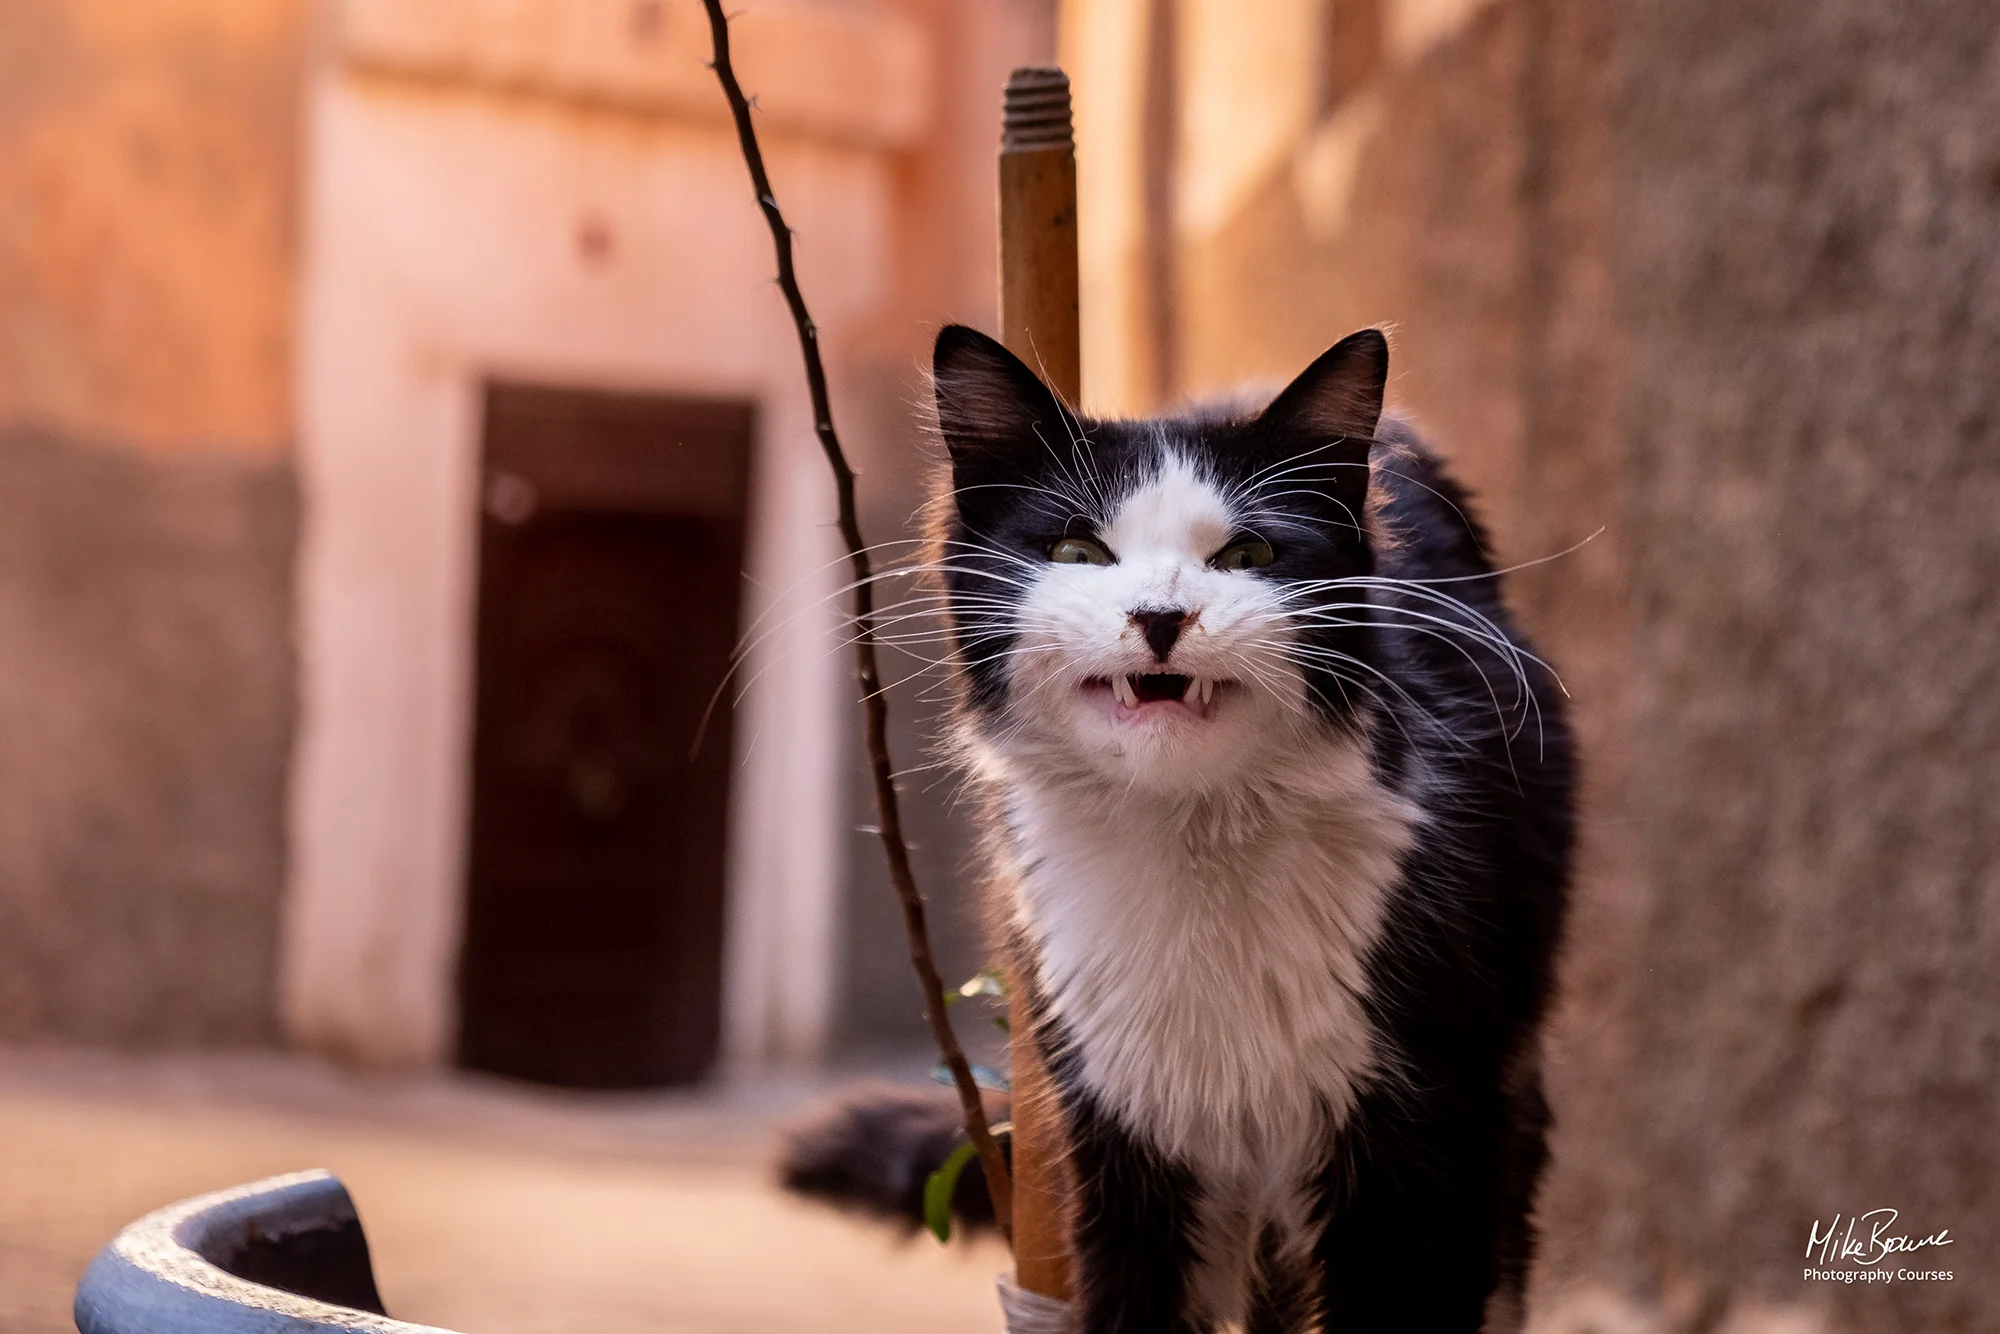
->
[1536,5,2000,1330]
[0,429,296,1043]
[0,1,306,1043]
[1139,0,1996,1327]
[0,0,306,457]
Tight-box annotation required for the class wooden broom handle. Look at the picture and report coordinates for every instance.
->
[999,65,1079,1303]
[1000,68,1082,405]
[1006,981,1073,1300]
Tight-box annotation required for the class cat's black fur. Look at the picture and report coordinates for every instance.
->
[784,326,1571,1333]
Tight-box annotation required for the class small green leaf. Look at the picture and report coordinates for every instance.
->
[923,1139,980,1243]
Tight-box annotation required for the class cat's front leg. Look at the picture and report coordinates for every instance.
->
[1062,1085,1209,1334]
[1312,1085,1537,1334]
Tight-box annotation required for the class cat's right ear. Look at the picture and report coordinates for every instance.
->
[932,325,1078,503]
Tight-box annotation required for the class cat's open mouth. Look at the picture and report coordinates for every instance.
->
[1083,673,1227,720]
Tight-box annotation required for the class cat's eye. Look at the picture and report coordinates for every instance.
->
[1211,536,1277,571]
[1050,536,1115,566]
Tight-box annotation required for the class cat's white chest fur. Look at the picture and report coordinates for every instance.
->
[1004,735,1419,1188]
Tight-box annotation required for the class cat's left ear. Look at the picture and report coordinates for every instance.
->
[1257,328,1388,524]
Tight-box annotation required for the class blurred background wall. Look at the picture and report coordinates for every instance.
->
[0,0,305,1043]
[0,0,1993,1329]
[0,0,1048,1065]
[1059,1,1997,1330]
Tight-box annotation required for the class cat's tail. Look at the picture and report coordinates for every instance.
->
[777,1082,1010,1235]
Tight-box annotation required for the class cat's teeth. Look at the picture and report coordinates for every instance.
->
[1196,677,1214,707]
[1112,675,1138,708]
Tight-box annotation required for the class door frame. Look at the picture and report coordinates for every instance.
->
[279,71,889,1071]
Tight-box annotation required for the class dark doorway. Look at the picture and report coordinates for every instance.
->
[457,384,752,1087]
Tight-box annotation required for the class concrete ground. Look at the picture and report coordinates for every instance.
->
[0,1046,1008,1334]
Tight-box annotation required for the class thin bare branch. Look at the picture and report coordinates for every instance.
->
[699,0,1013,1241]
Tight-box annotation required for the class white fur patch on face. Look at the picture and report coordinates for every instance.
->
[980,450,1318,795]
[1100,452,1236,569]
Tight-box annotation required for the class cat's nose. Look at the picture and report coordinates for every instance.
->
[1130,608,1189,662]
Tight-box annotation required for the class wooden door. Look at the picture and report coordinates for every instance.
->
[457,384,751,1087]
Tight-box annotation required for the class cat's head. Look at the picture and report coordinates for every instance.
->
[930,324,1388,796]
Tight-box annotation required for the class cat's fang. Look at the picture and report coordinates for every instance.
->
[1195,677,1214,707]
[1112,675,1139,708]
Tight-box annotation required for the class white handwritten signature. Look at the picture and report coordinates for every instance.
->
[1808,1210,1953,1268]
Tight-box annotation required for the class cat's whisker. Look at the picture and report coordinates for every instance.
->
[1285,631,1531,757]
[1280,597,1532,663]
[1315,586,1562,738]
[1026,419,1112,523]
[1328,527,1606,589]
[1366,460,1491,547]
[1277,577,1560,688]
[1225,442,1370,495]
[1277,605,1539,721]
[724,536,939,661]
[1232,634,1481,751]
[947,479,1099,516]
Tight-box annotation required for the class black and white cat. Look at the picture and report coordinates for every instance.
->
[789,325,1571,1333]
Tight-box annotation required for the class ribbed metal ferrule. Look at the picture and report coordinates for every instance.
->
[1002,66,1073,152]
